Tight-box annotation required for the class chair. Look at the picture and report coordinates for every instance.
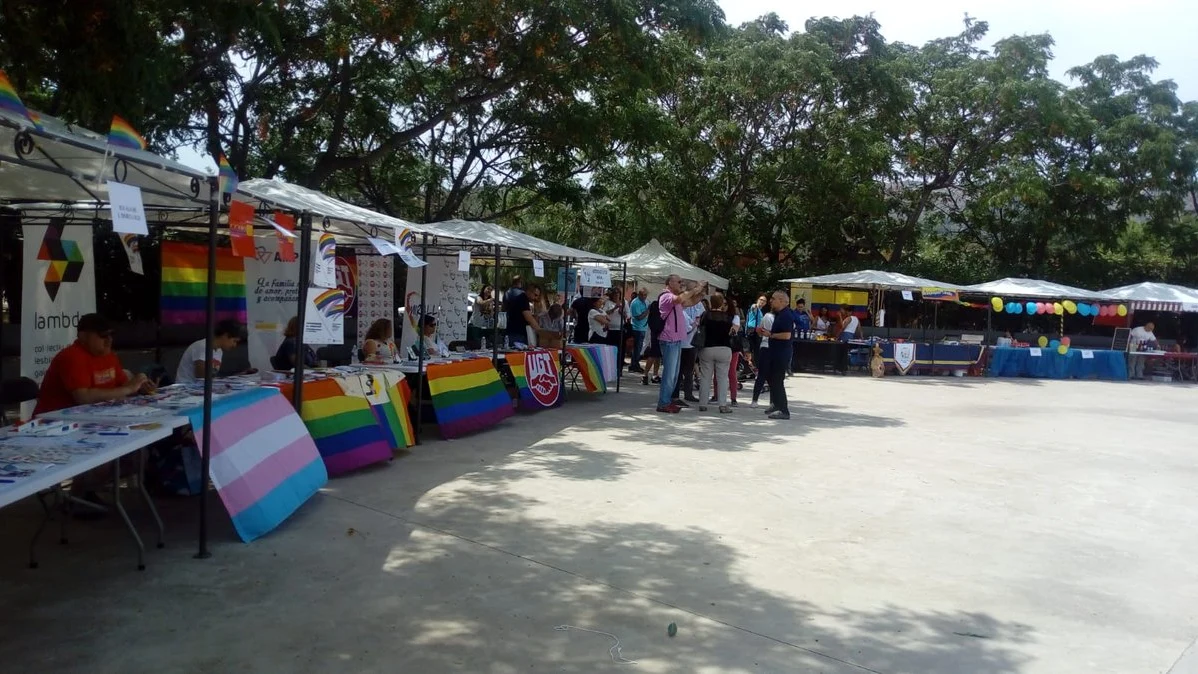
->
[0,377,40,425]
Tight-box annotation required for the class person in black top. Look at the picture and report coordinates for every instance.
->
[570,294,594,343]
[697,292,735,413]
[764,290,795,419]
[505,282,542,345]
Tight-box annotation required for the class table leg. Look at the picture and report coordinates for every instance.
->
[111,458,146,571]
[28,489,54,569]
[137,448,165,549]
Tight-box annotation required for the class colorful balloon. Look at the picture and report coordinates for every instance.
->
[1025,301,1037,315]
[1037,336,1048,347]
[1078,303,1091,317]
[991,297,1004,312]
[1057,344,1068,355]
[1117,304,1128,317]
[1049,339,1061,349]
[1061,336,1071,347]
[1012,302,1024,314]
[1053,302,1063,315]
[1064,300,1077,314]
[1034,302,1044,314]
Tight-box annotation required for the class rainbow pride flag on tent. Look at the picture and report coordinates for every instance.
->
[0,70,42,130]
[425,358,514,438]
[181,387,326,543]
[160,241,247,324]
[108,115,147,151]
[283,378,393,475]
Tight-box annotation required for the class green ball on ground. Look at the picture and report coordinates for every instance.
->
[667,622,678,637]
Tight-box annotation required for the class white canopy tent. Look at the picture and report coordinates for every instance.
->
[1098,282,1198,312]
[780,269,957,291]
[604,239,728,289]
[958,277,1108,301]
[236,178,437,242]
[421,218,618,262]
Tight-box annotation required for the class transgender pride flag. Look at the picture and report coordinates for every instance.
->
[183,388,327,542]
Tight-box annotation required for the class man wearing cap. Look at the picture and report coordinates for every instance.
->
[34,313,150,416]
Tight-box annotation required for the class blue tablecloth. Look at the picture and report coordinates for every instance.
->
[988,347,1127,381]
[880,343,984,371]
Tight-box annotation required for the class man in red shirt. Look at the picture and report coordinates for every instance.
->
[34,314,149,416]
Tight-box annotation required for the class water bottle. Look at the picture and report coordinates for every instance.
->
[350,346,359,366]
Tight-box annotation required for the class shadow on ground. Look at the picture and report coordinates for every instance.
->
[0,375,1032,674]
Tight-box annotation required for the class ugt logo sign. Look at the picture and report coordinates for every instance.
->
[524,350,560,407]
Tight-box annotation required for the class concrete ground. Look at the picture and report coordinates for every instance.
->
[1,372,1196,673]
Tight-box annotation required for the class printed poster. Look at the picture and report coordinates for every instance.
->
[313,232,336,288]
[121,233,143,275]
[244,235,301,373]
[21,220,97,418]
[355,255,393,350]
[304,287,345,345]
[400,256,468,357]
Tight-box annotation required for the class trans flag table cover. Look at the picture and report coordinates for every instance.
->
[277,371,415,476]
[988,347,1128,381]
[565,344,619,393]
[44,384,327,542]
[881,343,985,374]
[424,357,515,439]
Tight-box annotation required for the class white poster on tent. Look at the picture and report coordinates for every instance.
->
[580,265,611,288]
[312,232,336,288]
[355,255,393,350]
[244,236,301,372]
[400,256,469,357]
[20,221,97,418]
[304,286,345,345]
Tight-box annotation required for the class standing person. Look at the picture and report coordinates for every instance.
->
[570,293,593,344]
[788,298,811,376]
[587,295,610,343]
[628,288,650,373]
[643,295,665,385]
[764,291,795,420]
[749,309,775,407]
[1128,321,1159,379]
[655,275,707,413]
[838,305,860,343]
[505,282,543,346]
[745,295,765,366]
[469,285,496,348]
[697,293,735,413]
[604,288,627,371]
[813,308,831,337]
[672,283,706,406]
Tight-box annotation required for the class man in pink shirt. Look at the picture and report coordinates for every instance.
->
[657,274,708,412]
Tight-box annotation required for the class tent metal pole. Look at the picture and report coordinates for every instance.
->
[413,233,429,445]
[492,245,500,362]
[292,212,313,412]
[195,177,219,560]
[617,261,627,392]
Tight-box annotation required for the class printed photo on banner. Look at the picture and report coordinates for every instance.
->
[21,221,97,417]
[304,286,345,345]
[121,233,143,275]
[313,232,336,288]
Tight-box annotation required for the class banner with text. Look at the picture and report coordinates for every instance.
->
[244,235,301,372]
[304,287,346,345]
[21,220,97,417]
[401,256,469,357]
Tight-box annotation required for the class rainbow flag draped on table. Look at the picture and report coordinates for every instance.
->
[281,378,393,476]
[425,358,514,438]
[506,350,563,410]
[566,344,618,393]
[160,241,247,324]
[181,387,326,543]
[371,373,416,449]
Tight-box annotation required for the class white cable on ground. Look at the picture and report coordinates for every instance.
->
[554,624,638,665]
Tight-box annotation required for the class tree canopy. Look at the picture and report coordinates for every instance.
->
[3,4,1196,291]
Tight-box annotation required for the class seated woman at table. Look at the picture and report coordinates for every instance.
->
[175,319,250,385]
[410,314,450,359]
[272,317,318,370]
[362,318,399,364]
[34,314,151,416]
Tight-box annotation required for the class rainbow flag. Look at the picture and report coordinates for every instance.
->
[181,387,327,543]
[313,288,346,317]
[282,378,393,475]
[0,70,41,130]
[566,345,609,393]
[160,241,247,324]
[365,372,415,450]
[108,115,147,151]
[318,233,336,263]
[218,153,239,195]
[425,358,514,439]
[506,350,562,410]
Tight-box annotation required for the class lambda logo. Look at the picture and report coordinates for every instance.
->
[38,222,85,301]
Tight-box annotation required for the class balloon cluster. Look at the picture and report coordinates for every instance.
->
[1036,335,1072,355]
[991,297,1127,318]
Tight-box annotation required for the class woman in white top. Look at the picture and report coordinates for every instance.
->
[603,288,626,349]
[587,295,610,343]
[362,318,398,364]
[175,319,246,384]
[838,305,860,343]
[813,308,830,336]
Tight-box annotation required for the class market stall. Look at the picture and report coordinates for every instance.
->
[603,239,729,289]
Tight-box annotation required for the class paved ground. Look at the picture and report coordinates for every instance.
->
[1,373,1196,673]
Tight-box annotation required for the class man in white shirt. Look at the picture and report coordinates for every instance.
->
[1128,322,1158,379]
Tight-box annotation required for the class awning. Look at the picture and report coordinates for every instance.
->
[958,277,1108,301]
[1098,282,1198,312]
[609,239,728,289]
[236,178,432,242]
[420,218,617,262]
[780,269,956,291]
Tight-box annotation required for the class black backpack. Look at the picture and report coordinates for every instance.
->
[648,300,665,337]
